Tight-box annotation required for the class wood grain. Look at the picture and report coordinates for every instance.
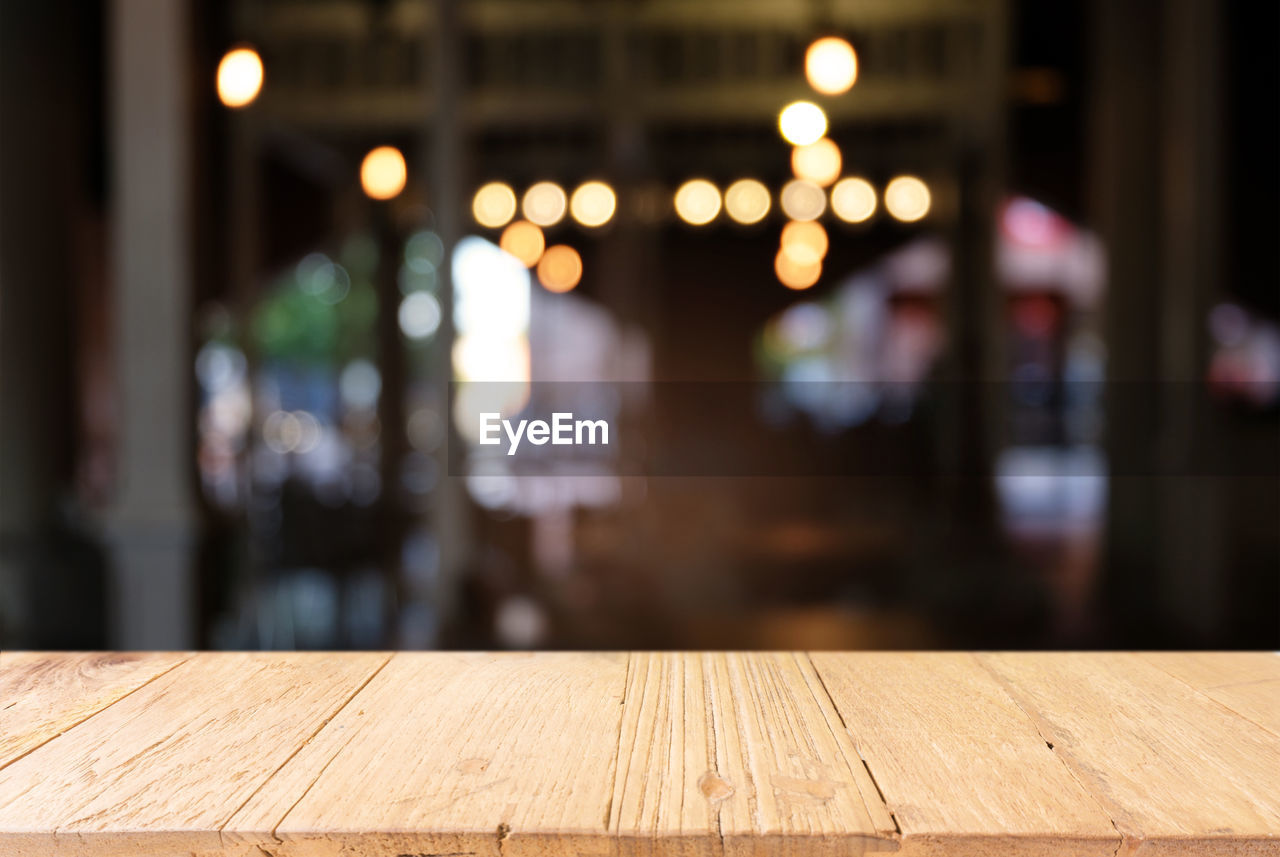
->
[979,652,1280,856]
[810,652,1121,857]
[0,651,188,769]
[0,651,388,856]
[226,651,629,857]
[1,652,1277,856]
[610,653,897,857]
[1139,652,1280,738]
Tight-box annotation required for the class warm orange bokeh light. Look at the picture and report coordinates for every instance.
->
[884,175,931,222]
[522,182,568,227]
[773,248,824,291]
[569,181,617,227]
[360,146,407,200]
[780,220,829,266]
[805,37,858,96]
[775,248,822,290]
[674,179,722,225]
[780,179,827,221]
[536,244,583,293]
[830,177,877,223]
[724,179,771,225]
[778,101,828,146]
[473,182,518,228]
[216,47,263,108]
[791,139,842,187]
[499,220,546,268]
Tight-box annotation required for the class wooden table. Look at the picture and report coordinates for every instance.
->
[1,652,1277,856]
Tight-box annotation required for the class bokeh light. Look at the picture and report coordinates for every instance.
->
[569,181,617,227]
[452,236,530,339]
[674,179,722,225]
[805,37,858,96]
[775,248,822,290]
[262,410,319,455]
[216,47,263,108]
[450,236,532,430]
[296,252,351,304]
[779,179,827,221]
[884,175,931,222]
[398,292,442,340]
[522,182,567,227]
[791,138,842,187]
[499,220,546,268]
[780,220,828,266]
[724,179,771,225]
[453,337,531,384]
[404,230,444,275]
[340,360,381,411]
[360,146,407,200]
[778,101,828,146]
[472,182,518,228]
[536,244,583,293]
[830,177,877,223]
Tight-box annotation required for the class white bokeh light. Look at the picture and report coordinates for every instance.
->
[398,292,442,340]
[452,236,531,339]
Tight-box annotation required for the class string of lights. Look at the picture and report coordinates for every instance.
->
[217,36,931,297]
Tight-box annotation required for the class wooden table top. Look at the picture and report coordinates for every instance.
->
[0,652,1277,856]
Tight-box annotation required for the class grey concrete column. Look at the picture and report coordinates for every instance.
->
[107,0,197,648]
[426,0,472,637]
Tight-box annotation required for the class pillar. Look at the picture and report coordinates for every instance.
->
[107,0,197,648]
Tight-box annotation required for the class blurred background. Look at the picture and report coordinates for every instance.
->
[0,0,1276,652]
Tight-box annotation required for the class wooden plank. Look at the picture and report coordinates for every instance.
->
[1140,652,1280,738]
[609,652,896,857]
[1,652,1278,856]
[810,652,1120,857]
[0,651,188,769]
[0,651,388,856]
[1138,652,1280,689]
[224,651,629,857]
[979,652,1280,856]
